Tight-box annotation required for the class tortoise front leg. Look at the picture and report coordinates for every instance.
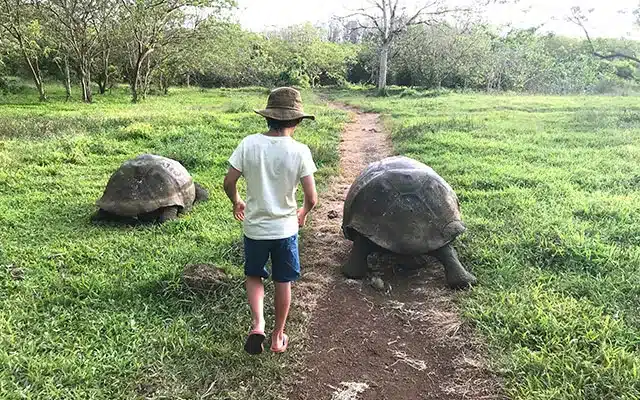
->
[91,209,131,223]
[138,206,179,223]
[429,243,477,290]
[91,208,113,221]
[342,233,373,279]
[158,206,180,223]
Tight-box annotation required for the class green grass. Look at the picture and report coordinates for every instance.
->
[0,85,348,399]
[327,88,640,400]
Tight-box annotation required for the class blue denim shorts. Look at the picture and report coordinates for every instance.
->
[243,234,300,283]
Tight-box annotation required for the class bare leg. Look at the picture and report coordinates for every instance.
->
[244,276,266,354]
[245,277,265,332]
[272,281,291,347]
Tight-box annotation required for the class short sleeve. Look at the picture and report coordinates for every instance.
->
[228,139,244,172]
[299,146,317,179]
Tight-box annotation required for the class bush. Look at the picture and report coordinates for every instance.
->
[0,76,30,94]
[399,88,420,98]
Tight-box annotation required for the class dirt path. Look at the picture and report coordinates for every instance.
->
[288,105,502,400]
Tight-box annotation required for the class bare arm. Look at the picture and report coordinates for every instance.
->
[301,175,318,212]
[297,174,318,227]
[223,166,245,221]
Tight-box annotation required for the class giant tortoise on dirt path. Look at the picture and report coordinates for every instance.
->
[342,156,477,289]
[94,154,208,223]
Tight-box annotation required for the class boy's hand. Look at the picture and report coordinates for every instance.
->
[233,200,246,221]
[297,207,308,227]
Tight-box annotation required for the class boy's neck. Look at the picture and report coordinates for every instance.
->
[264,128,294,138]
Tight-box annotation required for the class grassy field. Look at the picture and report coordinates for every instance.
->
[4,83,640,400]
[0,85,347,399]
[327,88,640,399]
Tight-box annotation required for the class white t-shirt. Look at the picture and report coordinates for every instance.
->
[229,133,317,240]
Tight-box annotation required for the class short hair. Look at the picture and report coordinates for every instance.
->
[266,118,303,131]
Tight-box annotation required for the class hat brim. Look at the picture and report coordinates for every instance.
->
[254,109,315,121]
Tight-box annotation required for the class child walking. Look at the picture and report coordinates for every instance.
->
[223,87,318,355]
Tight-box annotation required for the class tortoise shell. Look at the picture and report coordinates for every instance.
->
[342,156,465,255]
[96,154,196,217]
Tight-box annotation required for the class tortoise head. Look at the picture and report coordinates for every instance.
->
[194,182,209,203]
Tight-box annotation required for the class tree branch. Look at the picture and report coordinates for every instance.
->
[342,11,383,34]
[408,6,471,26]
[568,6,640,65]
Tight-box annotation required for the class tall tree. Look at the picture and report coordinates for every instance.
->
[38,0,119,103]
[569,6,640,65]
[93,27,116,94]
[119,0,235,103]
[52,52,71,100]
[0,0,47,101]
[343,0,498,92]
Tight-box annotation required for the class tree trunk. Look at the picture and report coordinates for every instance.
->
[142,57,152,99]
[79,58,93,103]
[102,49,110,94]
[159,71,169,95]
[131,81,139,102]
[97,48,110,95]
[98,79,106,94]
[34,67,46,102]
[130,59,142,103]
[130,48,153,103]
[21,49,46,101]
[63,56,71,101]
[54,55,72,101]
[377,41,390,92]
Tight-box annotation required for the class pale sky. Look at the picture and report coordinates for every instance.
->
[235,0,640,39]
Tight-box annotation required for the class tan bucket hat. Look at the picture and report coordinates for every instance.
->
[254,87,315,121]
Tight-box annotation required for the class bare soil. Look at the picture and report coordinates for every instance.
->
[288,105,503,400]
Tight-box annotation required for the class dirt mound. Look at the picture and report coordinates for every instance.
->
[182,263,228,292]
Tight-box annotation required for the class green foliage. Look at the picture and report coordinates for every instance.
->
[4,5,640,97]
[0,85,348,399]
[194,23,359,89]
[387,24,640,94]
[0,76,30,94]
[329,89,640,399]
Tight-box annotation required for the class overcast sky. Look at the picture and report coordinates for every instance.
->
[235,0,640,39]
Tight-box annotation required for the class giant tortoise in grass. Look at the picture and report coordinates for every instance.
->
[342,156,477,289]
[94,154,208,223]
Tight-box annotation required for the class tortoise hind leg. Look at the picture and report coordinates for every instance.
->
[429,243,477,290]
[342,233,373,279]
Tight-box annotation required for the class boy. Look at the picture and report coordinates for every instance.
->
[223,87,318,355]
